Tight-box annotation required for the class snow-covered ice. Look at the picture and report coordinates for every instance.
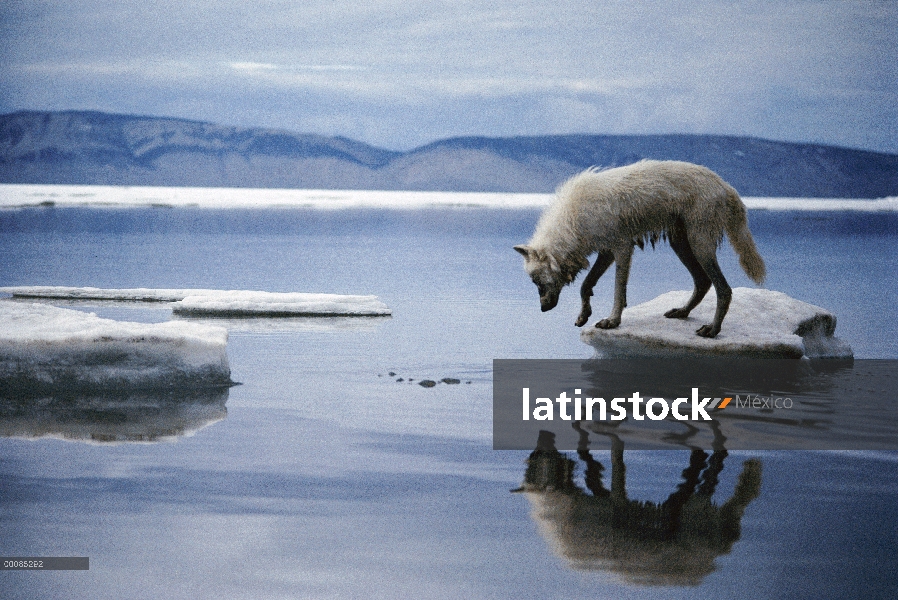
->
[0,184,554,210]
[741,196,897,211]
[1,286,215,302]
[173,291,392,317]
[0,286,392,317]
[581,288,853,359]
[1,183,895,211]
[0,302,231,392]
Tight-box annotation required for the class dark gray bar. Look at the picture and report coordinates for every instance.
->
[1,557,89,570]
[493,358,898,450]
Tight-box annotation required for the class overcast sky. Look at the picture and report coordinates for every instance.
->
[1,0,896,152]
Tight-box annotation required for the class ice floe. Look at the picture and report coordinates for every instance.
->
[0,302,232,392]
[0,286,392,317]
[173,291,391,317]
[0,184,553,210]
[1,286,212,302]
[1,184,895,211]
[581,287,853,359]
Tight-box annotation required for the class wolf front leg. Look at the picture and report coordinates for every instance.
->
[596,245,633,329]
[576,250,614,327]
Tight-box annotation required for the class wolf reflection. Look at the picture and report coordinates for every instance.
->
[514,426,761,586]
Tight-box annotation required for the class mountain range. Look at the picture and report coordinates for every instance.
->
[2,110,896,197]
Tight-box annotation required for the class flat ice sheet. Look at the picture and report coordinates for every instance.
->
[0,286,392,316]
[1,183,895,211]
[0,302,231,391]
[581,287,853,358]
[173,291,392,316]
[0,184,554,210]
[1,286,215,302]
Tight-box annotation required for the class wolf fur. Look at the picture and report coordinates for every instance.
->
[514,160,765,338]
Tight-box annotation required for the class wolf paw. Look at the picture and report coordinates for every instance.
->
[575,308,591,327]
[696,324,720,338]
[664,307,690,319]
[596,318,620,330]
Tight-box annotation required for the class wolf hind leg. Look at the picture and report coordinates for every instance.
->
[665,227,712,319]
[692,249,732,338]
[596,245,633,330]
[576,250,614,327]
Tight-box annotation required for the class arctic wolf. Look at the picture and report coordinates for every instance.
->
[514,160,765,338]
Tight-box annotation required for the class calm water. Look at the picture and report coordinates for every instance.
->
[1,206,897,598]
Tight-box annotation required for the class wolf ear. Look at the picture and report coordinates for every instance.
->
[513,245,533,258]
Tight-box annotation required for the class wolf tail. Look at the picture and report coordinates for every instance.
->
[725,191,766,284]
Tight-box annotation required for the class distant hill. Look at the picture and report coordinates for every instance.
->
[2,110,896,197]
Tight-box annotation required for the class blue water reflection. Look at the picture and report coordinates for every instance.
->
[1,207,896,598]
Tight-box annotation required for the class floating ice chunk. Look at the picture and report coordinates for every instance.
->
[581,288,852,359]
[0,286,392,317]
[0,184,553,210]
[1,286,225,302]
[0,302,231,392]
[2,184,896,211]
[742,196,898,212]
[172,291,392,316]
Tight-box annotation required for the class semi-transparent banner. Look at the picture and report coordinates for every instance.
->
[493,359,898,450]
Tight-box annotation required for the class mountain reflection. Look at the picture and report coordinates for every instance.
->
[515,427,761,586]
[0,388,228,443]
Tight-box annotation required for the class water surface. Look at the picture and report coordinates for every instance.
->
[1,206,896,598]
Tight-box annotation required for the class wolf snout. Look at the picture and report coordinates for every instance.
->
[540,296,558,312]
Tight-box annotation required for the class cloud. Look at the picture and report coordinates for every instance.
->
[229,62,280,72]
[1,1,896,152]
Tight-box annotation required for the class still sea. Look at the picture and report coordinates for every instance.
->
[1,194,897,598]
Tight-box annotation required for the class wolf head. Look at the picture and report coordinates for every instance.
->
[513,245,568,312]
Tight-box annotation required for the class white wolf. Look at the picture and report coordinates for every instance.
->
[514,160,766,338]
